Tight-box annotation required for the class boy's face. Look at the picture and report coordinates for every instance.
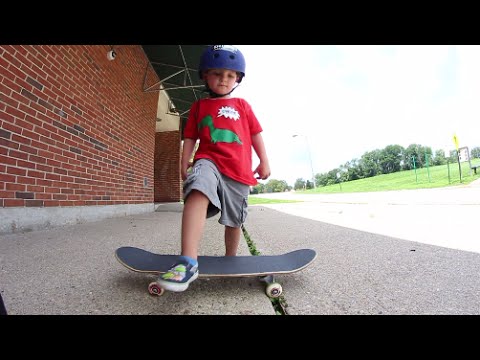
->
[204,69,239,96]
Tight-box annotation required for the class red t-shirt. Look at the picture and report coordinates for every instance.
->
[184,97,263,186]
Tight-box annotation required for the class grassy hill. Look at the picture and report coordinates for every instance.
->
[248,161,480,204]
[301,160,480,194]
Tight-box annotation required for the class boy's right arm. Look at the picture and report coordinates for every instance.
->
[181,138,196,180]
[251,133,271,180]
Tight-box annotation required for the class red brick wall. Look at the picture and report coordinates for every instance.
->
[0,45,159,207]
[154,131,182,202]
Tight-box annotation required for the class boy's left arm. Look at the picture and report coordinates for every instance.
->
[251,133,271,180]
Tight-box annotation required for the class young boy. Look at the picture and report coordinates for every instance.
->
[156,45,271,292]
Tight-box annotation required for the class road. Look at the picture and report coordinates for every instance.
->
[252,180,480,254]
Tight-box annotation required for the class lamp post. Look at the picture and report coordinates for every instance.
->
[292,134,316,189]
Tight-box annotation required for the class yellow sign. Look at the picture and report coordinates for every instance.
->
[453,134,459,150]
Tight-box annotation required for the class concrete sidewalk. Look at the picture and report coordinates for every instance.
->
[0,204,274,315]
[244,206,480,315]
[2,198,480,315]
[255,181,480,254]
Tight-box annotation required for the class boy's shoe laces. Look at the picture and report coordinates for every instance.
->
[156,259,199,292]
[161,264,189,282]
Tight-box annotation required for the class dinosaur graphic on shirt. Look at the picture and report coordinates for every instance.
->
[198,115,242,145]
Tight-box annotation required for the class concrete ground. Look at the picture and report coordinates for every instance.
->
[244,206,480,315]
[1,180,479,315]
[0,204,274,315]
[255,179,480,254]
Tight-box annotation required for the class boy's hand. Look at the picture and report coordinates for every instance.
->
[181,161,193,181]
[254,162,271,180]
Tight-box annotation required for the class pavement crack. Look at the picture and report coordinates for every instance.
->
[241,224,288,315]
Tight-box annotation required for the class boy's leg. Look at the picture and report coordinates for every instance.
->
[154,191,207,292]
[154,193,208,292]
[224,226,241,256]
[217,173,250,257]
[181,190,209,259]
[155,159,220,292]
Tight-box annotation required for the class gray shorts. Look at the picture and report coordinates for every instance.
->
[183,159,250,228]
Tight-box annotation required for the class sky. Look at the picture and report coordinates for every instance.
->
[231,45,480,186]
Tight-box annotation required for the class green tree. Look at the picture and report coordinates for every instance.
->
[433,149,447,166]
[379,145,404,174]
[344,159,362,181]
[294,178,306,190]
[360,150,382,177]
[316,173,329,187]
[471,147,480,159]
[252,183,266,194]
[403,144,427,170]
[326,168,341,185]
[263,179,288,193]
[448,149,458,163]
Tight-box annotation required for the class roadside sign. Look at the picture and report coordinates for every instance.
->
[458,147,470,163]
[453,134,459,150]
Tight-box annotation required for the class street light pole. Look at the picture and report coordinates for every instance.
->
[292,134,316,189]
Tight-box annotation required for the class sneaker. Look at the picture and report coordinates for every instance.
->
[156,256,199,292]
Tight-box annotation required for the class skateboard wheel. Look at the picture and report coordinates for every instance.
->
[148,282,165,296]
[266,283,282,298]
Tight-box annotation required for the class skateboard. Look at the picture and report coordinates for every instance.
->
[115,246,317,298]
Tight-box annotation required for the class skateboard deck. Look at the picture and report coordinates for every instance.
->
[115,246,316,297]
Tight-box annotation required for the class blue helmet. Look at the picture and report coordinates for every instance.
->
[198,45,245,83]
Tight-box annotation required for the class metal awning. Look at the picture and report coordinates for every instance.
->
[141,45,209,129]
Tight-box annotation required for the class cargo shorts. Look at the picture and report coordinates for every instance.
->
[183,159,250,228]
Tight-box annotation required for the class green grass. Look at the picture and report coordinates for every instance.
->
[249,161,480,201]
[247,197,301,205]
[241,224,288,315]
[301,161,480,194]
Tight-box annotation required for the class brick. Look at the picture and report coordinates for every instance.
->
[26,200,44,207]
[7,183,25,191]
[4,199,24,207]
[6,167,26,176]
[16,191,34,199]
[26,77,43,91]
[1,45,158,208]
[0,129,11,139]
[154,131,182,202]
